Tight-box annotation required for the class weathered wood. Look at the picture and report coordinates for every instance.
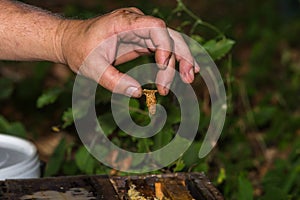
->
[127,179,157,199]
[159,177,195,200]
[0,175,119,200]
[187,173,224,200]
[0,172,224,200]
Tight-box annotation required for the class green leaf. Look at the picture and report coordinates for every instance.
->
[129,98,140,113]
[6,122,27,138]
[173,159,185,172]
[62,160,79,175]
[217,168,226,184]
[97,112,117,136]
[63,106,90,129]
[203,38,235,60]
[182,141,201,167]
[65,99,91,128]
[192,162,209,173]
[113,96,141,115]
[259,186,286,200]
[0,78,14,100]
[238,174,253,200]
[44,138,67,177]
[0,115,10,131]
[191,34,205,44]
[36,87,62,108]
[62,108,74,128]
[153,127,174,150]
[137,138,154,153]
[0,116,27,138]
[75,146,96,175]
[166,104,181,125]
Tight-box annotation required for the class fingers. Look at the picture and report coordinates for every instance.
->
[88,9,200,97]
[115,13,173,70]
[155,54,176,95]
[148,26,173,69]
[114,28,198,95]
[114,43,152,65]
[167,28,200,83]
[116,15,198,85]
[111,9,199,82]
[80,51,143,98]
[126,7,145,15]
[111,7,145,15]
[99,64,142,98]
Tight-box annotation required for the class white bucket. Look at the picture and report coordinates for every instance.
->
[0,134,40,180]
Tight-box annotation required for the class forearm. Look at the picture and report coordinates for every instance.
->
[0,3,198,96]
[0,0,65,63]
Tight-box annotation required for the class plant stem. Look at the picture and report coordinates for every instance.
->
[176,0,225,37]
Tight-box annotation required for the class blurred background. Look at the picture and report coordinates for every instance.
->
[0,0,299,199]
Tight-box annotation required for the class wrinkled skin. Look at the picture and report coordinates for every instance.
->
[60,8,199,97]
[0,2,199,97]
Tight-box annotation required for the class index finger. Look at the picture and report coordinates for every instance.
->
[116,14,174,69]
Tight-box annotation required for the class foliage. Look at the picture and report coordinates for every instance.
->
[0,0,299,199]
[238,174,254,200]
[44,138,68,177]
[0,115,27,138]
[36,87,63,108]
[0,78,14,100]
[203,38,235,60]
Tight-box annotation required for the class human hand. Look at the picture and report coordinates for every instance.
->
[59,7,200,97]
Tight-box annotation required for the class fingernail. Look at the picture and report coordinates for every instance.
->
[195,66,200,73]
[125,87,139,97]
[158,63,167,70]
[189,68,194,82]
[163,82,172,95]
[163,57,170,67]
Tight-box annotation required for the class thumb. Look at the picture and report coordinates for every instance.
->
[98,64,142,98]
